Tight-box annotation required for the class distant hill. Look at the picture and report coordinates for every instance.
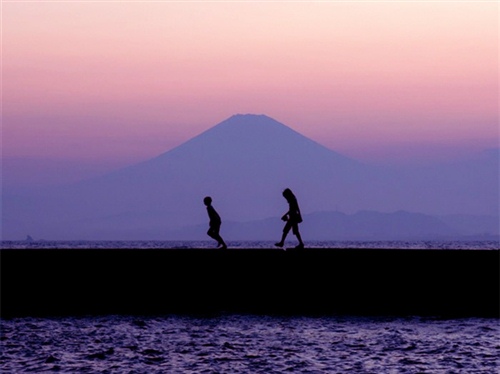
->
[2,114,498,240]
[167,210,499,242]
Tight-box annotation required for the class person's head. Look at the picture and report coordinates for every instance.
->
[203,196,212,206]
[282,188,294,201]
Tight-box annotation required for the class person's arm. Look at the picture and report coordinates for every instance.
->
[281,205,291,221]
[296,202,303,222]
[210,207,221,224]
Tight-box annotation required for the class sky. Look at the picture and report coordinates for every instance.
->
[2,1,498,187]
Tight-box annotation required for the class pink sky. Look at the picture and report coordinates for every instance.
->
[3,1,498,186]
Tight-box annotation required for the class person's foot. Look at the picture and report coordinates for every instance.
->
[295,243,304,249]
[220,244,227,249]
[274,242,284,248]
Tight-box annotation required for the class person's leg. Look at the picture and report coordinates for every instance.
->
[207,229,214,239]
[211,224,226,248]
[275,222,291,247]
[207,227,219,244]
[217,235,227,249]
[294,232,304,248]
[292,224,304,248]
[215,231,227,248]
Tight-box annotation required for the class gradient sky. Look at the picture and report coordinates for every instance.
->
[2,1,498,187]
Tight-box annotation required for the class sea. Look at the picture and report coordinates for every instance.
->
[1,240,499,373]
[2,239,499,250]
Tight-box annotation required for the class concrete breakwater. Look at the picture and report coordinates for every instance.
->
[1,248,498,318]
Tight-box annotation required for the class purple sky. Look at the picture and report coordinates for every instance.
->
[3,2,498,188]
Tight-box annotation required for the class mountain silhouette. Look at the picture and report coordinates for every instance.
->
[2,114,498,240]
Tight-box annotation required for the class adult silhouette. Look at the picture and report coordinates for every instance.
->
[275,188,305,249]
[203,196,227,249]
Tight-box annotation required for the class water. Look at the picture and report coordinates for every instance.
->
[1,314,498,373]
[2,239,499,250]
[2,241,499,372]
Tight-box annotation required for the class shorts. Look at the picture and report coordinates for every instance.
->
[283,220,299,235]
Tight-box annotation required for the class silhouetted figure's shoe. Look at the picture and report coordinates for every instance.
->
[275,242,284,248]
[295,243,304,249]
[220,244,227,249]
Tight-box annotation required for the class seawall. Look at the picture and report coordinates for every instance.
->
[1,248,498,318]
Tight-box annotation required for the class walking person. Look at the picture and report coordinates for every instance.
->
[203,196,227,249]
[275,188,305,249]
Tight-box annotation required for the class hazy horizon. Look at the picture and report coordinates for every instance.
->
[3,2,498,189]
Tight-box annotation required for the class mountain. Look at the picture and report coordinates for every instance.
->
[2,114,498,240]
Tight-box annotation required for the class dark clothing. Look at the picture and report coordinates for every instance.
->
[286,198,302,223]
[283,220,299,235]
[207,225,221,239]
[206,204,226,248]
[207,205,221,226]
[282,196,302,236]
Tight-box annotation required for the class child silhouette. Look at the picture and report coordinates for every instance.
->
[203,196,227,249]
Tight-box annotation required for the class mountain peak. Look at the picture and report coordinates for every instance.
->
[174,113,329,157]
[229,113,270,120]
[220,113,283,128]
[164,113,356,167]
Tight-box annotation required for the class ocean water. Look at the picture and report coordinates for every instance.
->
[1,314,499,373]
[1,239,499,250]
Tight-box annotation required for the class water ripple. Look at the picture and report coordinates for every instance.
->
[1,315,498,373]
